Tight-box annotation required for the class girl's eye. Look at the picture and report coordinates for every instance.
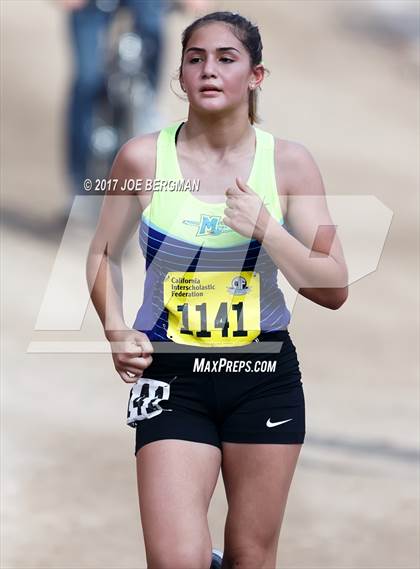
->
[188,56,234,64]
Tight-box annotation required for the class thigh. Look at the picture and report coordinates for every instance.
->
[137,439,221,563]
[221,442,302,567]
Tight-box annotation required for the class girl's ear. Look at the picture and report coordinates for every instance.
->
[252,64,265,89]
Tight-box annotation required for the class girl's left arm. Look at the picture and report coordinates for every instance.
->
[260,141,348,310]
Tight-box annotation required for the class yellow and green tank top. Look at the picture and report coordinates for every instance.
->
[132,121,291,347]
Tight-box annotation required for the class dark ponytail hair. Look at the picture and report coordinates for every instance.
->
[179,11,264,124]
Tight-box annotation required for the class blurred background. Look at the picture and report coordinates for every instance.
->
[1,0,419,567]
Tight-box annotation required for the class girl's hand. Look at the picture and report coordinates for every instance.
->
[223,177,271,241]
[107,328,154,384]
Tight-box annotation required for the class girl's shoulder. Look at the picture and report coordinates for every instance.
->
[272,134,310,163]
[117,121,181,169]
[273,136,322,197]
[254,125,314,174]
[115,131,160,180]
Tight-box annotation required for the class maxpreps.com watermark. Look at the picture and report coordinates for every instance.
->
[193,358,277,373]
[83,178,200,192]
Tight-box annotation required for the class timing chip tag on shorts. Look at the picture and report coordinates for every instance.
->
[126,378,171,428]
[163,271,261,347]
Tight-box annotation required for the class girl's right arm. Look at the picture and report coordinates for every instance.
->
[86,133,157,382]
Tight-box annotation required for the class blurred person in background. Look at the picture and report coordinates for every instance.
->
[59,0,211,223]
[60,0,166,213]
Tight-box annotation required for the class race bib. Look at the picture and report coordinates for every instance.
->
[163,271,260,347]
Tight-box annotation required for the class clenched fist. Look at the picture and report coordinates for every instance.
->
[223,177,271,242]
[107,328,154,383]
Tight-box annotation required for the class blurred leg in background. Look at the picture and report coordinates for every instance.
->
[64,0,167,227]
[125,0,167,135]
[67,1,112,198]
[126,0,165,93]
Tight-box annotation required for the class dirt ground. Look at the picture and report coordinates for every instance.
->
[1,1,419,568]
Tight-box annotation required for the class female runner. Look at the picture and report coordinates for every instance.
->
[86,11,348,569]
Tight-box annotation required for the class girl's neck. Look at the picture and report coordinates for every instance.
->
[180,109,255,159]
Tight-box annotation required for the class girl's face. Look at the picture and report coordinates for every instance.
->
[180,22,261,118]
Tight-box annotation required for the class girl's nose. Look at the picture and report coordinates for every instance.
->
[201,57,217,78]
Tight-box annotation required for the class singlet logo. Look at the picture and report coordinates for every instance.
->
[183,215,232,236]
[227,276,251,295]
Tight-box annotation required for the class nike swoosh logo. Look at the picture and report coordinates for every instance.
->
[266,418,293,428]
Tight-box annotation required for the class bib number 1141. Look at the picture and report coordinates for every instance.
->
[177,301,248,338]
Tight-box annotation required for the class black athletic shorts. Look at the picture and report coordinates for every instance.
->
[128,330,305,455]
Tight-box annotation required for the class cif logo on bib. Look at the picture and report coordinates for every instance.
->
[183,214,232,236]
[227,275,251,295]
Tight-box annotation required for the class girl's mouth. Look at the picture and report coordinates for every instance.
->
[200,85,222,93]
